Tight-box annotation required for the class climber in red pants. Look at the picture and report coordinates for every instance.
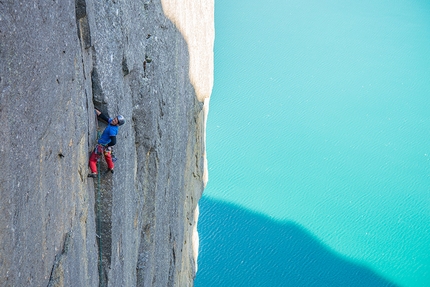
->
[88,109,125,178]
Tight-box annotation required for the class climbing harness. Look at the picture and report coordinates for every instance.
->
[94,144,104,155]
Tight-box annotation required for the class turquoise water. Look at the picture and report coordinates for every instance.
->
[196,1,430,286]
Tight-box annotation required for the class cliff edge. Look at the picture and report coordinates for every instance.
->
[0,0,213,286]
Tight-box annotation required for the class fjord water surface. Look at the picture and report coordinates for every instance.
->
[196,1,430,286]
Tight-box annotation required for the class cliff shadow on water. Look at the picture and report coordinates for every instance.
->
[195,196,399,287]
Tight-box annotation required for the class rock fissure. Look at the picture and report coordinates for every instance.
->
[47,232,71,287]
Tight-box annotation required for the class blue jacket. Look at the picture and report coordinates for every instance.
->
[98,118,118,146]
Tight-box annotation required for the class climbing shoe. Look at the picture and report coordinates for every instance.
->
[88,173,97,178]
[107,169,114,174]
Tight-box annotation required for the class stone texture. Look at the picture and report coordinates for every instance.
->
[0,0,213,286]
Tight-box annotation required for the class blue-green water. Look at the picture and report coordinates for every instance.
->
[195,1,430,286]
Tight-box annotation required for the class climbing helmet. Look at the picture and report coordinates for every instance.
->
[117,115,125,126]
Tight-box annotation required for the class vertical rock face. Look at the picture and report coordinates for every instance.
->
[0,0,213,286]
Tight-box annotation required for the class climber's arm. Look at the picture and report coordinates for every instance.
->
[95,109,110,123]
[107,136,116,147]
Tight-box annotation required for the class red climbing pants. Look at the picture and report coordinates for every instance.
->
[89,145,114,174]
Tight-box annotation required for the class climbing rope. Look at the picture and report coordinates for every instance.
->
[94,111,104,286]
[97,133,104,286]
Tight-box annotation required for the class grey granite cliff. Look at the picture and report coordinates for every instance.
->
[0,0,213,286]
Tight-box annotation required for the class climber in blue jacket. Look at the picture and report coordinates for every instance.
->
[88,109,125,178]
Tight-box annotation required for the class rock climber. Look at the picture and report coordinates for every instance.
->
[88,109,125,178]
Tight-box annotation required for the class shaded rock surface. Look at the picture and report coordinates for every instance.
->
[0,0,213,286]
